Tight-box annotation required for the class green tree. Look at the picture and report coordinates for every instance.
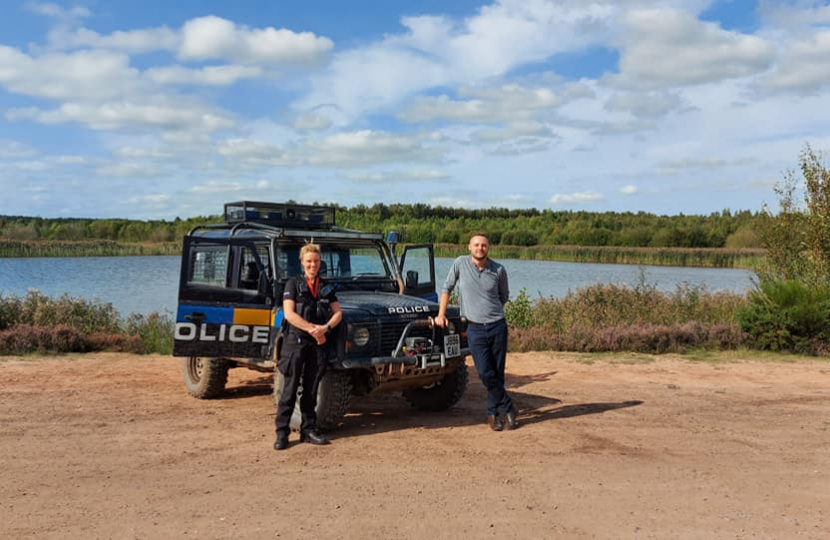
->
[757,144,830,286]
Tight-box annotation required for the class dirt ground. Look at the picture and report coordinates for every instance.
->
[1,352,829,539]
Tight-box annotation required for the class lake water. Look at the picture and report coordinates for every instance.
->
[0,256,757,316]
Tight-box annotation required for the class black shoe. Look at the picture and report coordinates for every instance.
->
[300,430,330,445]
[505,407,520,430]
[487,414,504,432]
[274,433,289,451]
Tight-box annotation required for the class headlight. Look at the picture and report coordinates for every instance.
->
[351,326,370,347]
[447,321,457,334]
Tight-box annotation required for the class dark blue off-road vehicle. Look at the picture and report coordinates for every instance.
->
[173,201,469,430]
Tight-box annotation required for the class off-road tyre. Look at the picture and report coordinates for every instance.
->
[274,369,353,432]
[402,361,468,411]
[182,357,229,399]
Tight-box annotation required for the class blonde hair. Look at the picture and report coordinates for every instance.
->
[299,242,321,260]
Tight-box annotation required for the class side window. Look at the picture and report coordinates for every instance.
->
[237,245,270,290]
[276,245,301,279]
[189,245,229,287]
[401,246,432,287]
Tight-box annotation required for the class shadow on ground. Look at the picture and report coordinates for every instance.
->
[217,365,643,436]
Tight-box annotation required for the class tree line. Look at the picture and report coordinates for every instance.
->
[1,206,763,249]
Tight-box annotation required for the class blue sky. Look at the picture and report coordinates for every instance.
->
[1,0,830,219]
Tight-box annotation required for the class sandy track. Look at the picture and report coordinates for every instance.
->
[1,352,829,539]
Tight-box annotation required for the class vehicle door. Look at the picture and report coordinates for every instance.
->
[399,244,436,300]
[173,237,275,359]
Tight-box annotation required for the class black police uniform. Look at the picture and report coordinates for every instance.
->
[275,275,337,437]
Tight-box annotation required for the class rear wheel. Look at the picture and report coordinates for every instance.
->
[402,362,468,411]
[274,369,353,431]
[182,357,229,399]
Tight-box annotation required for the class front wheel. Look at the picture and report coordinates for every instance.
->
[182,357,229,399]
[273,369,353,431]
[402,362,468,411]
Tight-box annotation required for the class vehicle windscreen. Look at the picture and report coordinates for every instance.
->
[275,240,396,284]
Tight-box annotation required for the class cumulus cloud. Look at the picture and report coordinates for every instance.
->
[760,30,830,93]
[25,1,90,22]
[0,139,37,158]
[96,162,160,177]
[146,64,263,86]
[48,26,179,53]
[344,169,448,184]
[216,138,291,167]
[7,101,235,132]
[179,16,333,65]
[608,8,774,90]
[400,84,570,124]
[304,130,445,167]
[297,0,614,125]
[293,111,333,131]
[620,185,638,195]
[604,91,689,119]
[0,47,145,101]
[550,191,604,204]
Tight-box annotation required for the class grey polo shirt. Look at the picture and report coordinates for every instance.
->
[440,256,509,324]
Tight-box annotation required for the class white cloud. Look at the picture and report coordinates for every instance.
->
[604,91,689,119]
[127,194,171,205]
[216,138,291,166]
[401,84,568,124]
[304,130,445,167]
[620,185,638,195]
[96,162,160,177]
[344,169,448,184]
[190,180,260,193]
[760,30,830,93]
[179,16,333,65]
[297,0,614,125]
[550,191,604,204]
[48,26,179,53]
[25,1,90,21]
[490,137,553,156]
[608,8,775,90]
[293,111,333,131]
[0,46,145,101]
[0,139,37,158]
[147,64,263,86]
[7,101,235,132]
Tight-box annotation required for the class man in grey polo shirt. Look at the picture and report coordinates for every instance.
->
[434,233,519,431]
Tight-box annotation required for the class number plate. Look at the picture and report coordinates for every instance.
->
[444,334,460,358]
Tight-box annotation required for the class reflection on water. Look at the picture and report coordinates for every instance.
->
[0,255,756,316]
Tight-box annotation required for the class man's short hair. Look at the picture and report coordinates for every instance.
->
[469,232,489,242]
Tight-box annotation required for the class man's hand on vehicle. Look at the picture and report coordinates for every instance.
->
[433,314,448,328]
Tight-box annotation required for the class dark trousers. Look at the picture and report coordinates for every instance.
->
[466,318,513,416]
[275,338,327,436]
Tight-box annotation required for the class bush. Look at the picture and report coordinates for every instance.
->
[0,292,172,355]
[504,288,533,329]
[122,312,174,354]
[505,279,749,353]
[0,324,86,354]
[737,279,830,353]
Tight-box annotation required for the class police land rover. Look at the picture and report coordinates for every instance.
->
[173,201,469,430]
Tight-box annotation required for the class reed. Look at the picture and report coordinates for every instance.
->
[434,243,766,269]
[0,240,180,258]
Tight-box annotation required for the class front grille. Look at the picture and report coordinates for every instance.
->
[379,318,467,357]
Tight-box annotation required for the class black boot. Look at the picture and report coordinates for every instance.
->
[274,432,289,450]
[300,430,330,445]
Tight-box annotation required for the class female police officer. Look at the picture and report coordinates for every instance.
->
[275,243,342,450]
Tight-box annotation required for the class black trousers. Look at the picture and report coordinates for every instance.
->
[275,337,328,436]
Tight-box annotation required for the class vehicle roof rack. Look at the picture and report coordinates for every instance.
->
[224,201,335,229]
